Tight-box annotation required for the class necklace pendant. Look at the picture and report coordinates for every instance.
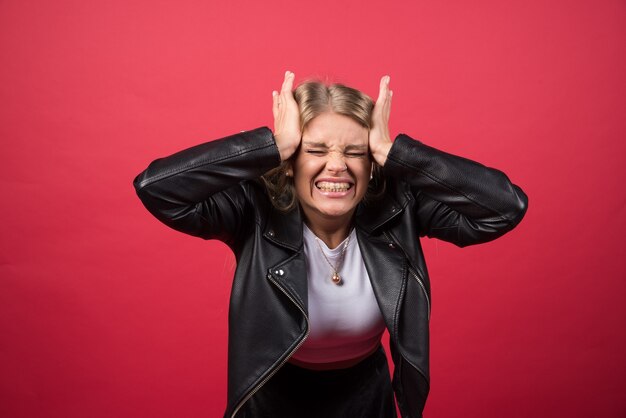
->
[331,272,342,285]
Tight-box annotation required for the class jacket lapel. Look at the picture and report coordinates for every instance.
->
[355,191,412,333]
[263,205,308,311]
[263,204,303,251]
[356,227,408,334]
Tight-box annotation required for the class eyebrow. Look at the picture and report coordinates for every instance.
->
[345,144,368,151]
[302,141,327,148]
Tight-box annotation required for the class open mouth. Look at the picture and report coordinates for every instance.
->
[315,181,353,193]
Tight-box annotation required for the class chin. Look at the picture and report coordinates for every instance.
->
[315,204,356,219]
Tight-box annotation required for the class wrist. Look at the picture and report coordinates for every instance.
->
[273,132,298,161]
[371,141,392,166]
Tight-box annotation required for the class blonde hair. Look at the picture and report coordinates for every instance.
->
[262,80,385,212]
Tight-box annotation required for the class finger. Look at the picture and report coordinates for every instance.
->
[272,90,279,119]
[385,90,393,111]
[281,70,295,94]
[376,75,390,104]
[280,70,290,92]
[384,90,393,121]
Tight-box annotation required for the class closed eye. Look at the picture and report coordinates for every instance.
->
[306,149,326,155]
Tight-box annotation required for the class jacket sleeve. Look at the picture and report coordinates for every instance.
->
[383,134,528,247]
[132,127,282,247]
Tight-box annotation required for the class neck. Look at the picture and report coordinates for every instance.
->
[304,214,354,249]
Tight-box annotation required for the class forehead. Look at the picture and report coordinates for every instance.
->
[302,112,368,146]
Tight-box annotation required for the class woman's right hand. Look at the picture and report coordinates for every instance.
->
[272,71,302,161]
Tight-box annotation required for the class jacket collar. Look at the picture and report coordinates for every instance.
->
[263,191,410,250]
[263,203,304,251]
[355,191,409,234]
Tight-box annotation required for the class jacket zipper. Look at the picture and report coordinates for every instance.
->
[383,231,431,321]
[408,269,431,321]
[230,273,310,418]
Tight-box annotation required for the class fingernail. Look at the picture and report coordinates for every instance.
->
[386,76,391,83]
[272,90,278,96]
[285,70,290,77]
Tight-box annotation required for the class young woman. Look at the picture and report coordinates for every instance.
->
[133,71,528,418]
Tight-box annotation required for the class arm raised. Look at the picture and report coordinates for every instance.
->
[133,127,281,247]
[384,135,528,247]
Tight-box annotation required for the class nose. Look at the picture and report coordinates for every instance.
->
[325,152,347,173]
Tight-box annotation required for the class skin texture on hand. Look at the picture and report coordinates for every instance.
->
[272,71,302,161]
[369,75,393,167]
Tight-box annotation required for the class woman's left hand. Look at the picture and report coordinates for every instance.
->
[369,75,393,166]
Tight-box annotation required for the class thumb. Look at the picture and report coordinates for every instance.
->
[272,90,279,119]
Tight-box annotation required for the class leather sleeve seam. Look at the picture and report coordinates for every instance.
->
[386,153,512,224]
[137,141,277,190]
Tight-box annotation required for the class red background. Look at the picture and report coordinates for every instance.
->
[1,1,625,417]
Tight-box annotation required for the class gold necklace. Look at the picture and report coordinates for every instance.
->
[314,233,351,285]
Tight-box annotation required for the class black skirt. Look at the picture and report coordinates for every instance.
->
[238,344,397,418]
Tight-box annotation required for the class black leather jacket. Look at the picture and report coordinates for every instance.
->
[133,127,528,418]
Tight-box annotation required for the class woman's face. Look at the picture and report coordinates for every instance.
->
[292,111,372,226]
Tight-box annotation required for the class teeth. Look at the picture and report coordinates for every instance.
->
[316,181,351,192]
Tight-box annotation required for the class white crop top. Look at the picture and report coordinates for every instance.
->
[290,224,387,364]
